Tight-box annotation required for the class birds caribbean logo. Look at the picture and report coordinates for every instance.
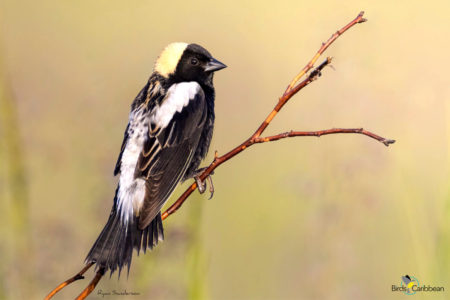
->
[401,275,420,295]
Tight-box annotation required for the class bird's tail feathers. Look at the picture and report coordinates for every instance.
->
[85,209,164,276]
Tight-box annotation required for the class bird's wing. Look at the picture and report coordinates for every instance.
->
[135,82,207,229]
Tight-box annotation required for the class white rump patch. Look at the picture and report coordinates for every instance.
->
[150,82,201,128]
[116,109,149,224]
[154,42,188,77]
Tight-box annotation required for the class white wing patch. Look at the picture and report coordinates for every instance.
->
[150,82,201,129]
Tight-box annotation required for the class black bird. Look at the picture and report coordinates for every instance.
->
[86,42,226,274]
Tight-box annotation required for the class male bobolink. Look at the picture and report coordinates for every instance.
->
[86,43,226,274]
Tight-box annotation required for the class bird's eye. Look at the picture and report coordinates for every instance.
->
[190,58,199,65]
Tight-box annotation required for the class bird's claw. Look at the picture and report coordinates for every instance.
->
[195,176,206,193]
[194,169,215,200]
[206,175,214,200]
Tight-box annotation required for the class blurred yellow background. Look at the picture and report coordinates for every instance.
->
[0,0,449,299]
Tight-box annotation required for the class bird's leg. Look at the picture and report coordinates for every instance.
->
[193,168,215,200]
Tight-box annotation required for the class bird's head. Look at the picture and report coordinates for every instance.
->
[154,42,226,87]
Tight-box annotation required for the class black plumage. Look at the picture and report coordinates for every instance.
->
[86,43,226,275]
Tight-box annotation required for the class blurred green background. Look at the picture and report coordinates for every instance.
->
[0,0,449,299]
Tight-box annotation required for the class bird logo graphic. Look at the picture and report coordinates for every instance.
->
[401,275,419,295]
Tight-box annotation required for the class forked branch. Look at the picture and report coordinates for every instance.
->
[44,263,94,300]
[45,11,393,300]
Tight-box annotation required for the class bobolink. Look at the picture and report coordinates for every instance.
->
[86,43,226,274]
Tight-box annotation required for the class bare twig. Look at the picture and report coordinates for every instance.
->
[254,128,396,146]
[43,263,94,300]
[161,12,370,221]
[45,11,390,300]
[75,268,104,300]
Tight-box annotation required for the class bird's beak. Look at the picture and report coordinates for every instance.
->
[205,57,227,72]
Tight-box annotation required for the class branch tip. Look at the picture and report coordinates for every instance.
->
[382,139,396,146]
[357,12,367,23]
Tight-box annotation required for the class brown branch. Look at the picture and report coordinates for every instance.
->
[75,268,105,300]
[255,128,396,146]
[161,12,369,221]
[161,125,396,221]
[43,262,94,300]
[45,11,387,300]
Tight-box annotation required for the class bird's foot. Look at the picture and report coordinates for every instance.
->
[194,168,215,200]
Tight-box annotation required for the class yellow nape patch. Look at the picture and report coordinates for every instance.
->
[154,42,188,77]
